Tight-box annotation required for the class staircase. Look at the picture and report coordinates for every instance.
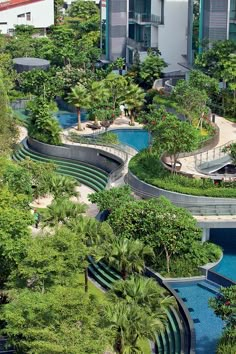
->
[0,337,14,354]
[12,141,108,192]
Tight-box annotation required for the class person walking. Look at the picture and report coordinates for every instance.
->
[124,104,129,117]
[34,209,40,229]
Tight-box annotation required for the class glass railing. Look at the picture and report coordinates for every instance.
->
[129,11,161,24]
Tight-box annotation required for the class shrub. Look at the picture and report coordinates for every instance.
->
[68,132,119,145]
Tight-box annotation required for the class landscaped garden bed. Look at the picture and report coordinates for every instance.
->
[129,150,236,198]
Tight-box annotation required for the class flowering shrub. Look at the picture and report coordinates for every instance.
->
[222,143,236,164]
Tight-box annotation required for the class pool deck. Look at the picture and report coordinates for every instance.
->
[62,115,143,137]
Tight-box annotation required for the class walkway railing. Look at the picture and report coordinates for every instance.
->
[63,134,138,187]
[195,140,236,174]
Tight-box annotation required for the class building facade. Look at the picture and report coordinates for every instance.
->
[199,0,236,50]
[102,0,193,73]
[0,0,54,34]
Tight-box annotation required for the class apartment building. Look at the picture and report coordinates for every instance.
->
[199,0,236,49]
[0,0,54,35]
[102,0,193,73]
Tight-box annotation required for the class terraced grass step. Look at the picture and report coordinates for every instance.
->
[12,144,108,192]
[88,264,112,290]
[18,144,108,185]
[88,257,118,285]
[14,149,104,192]
[22,142,108,180]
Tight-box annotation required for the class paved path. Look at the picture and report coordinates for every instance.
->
[179,115,236,175]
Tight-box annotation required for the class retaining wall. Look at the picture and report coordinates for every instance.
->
[127,170,236,215]
[28,137,123,174]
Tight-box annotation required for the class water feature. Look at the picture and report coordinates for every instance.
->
[110,128,150,151]
[170,280,224,354]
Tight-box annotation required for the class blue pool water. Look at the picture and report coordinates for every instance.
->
[171,281,224,354]
[210,228,236,281]
[111,129,150,151]
[55,111,87,129]
[14,109,87,129]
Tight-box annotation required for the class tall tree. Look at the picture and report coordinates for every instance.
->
[171,80,208,124]
[68,84,90,130]
[139,50,167,88]
[109,275,175,314]
[106,301,162,353]
[43,198,86,228]
[0,71,18,153]
[153,113,199,171]
[1,285,112,353]
[68,216,114,292]
[125,83,145,125]
[105,237,154,279]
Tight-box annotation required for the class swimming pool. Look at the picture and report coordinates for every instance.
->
[14,109,87,129]
[110,129,150,151]
[55,111,88,129]
[170,280,224,354]
[210,228,236,281]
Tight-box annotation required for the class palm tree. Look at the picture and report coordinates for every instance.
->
[88,81,110,124]
[106,302,163,353]
[108,275,175,315]
[43,198,87,228]
[114,57,125,76]
[68,84,90,130]
[125,83,145,125]
[105,237,154,279]
[68,216,115,292]
[49,175,79,200]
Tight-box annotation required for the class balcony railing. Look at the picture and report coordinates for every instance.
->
[127,37,159,51]
[129,11,161,25]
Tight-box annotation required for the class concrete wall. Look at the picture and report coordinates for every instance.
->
[127,170,236,215]
[201,0,229,44]
[27,137,123,174]
[158,0,189,72]
[108,0,128,60]
[0,0,54,34]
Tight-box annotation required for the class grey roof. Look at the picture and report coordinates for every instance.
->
[13,57,50,66]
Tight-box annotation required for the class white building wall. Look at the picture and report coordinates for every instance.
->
[157,0,188,72]
[0,0,54,34]
[151,0,161,17]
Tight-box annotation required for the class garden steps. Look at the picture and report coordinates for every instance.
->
[0,337,14,353]
[87,258,182,354]
[12,144,108,192]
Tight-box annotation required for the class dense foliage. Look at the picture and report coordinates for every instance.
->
[27,97,62,145]
[90,188,221,277]
[209,286,236,354]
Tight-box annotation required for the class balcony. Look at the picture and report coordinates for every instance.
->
[127,37,158,52]
[129,11,161,25]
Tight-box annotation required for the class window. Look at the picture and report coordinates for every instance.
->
[17,13,25,18]
[0,22,7,25]
[26,12,31,21]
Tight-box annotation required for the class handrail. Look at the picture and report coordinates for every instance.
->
[195,140,236,171]
[62,134,139,187]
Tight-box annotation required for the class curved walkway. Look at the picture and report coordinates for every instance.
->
[179,115,236,176]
